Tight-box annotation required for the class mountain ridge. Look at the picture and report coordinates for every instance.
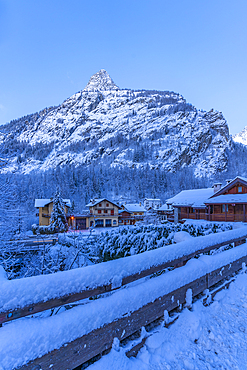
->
[0,70,232,177]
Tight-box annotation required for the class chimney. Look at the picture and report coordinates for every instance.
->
[139,202,142,206]
[212,183,222,193]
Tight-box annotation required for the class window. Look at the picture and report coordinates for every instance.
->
[222,204,228,212]
[98,210,101,214]
[113,220,117,225]
[105,219,112,227]
[106,203,109,207]
[99,203,102,207]
[95,219,103,227]
[238,186,242,193]
[104,210,108,213]
[111,210,114,215]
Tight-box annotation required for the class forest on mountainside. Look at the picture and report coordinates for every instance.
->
[1,140,247,239]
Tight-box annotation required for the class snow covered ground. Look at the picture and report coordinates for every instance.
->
[89,273,247,370]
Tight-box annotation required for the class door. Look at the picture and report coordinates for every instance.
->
[76,218,86,230]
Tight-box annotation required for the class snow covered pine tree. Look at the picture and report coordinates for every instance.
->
[49,190,68,233]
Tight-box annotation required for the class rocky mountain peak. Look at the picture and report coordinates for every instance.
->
[0,71,233,177]
[84,69,119,91]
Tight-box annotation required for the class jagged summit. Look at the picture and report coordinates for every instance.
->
[84,69,119,91]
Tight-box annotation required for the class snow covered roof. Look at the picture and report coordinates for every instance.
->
[212,176,247,197]
[144,198,161,202]
[35,199,71,208]
[166,188,214,208]
[205,194,247,204]
[124,204,146,212]
[118,210,132,214]
[159,204,174,211]
[86,198,121,208]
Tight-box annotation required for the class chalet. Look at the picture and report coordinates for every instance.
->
[119,203,146,225]
[86,198,121,228]
[166,188,214,222]
[205,176,247,222]
[35,199,71,226]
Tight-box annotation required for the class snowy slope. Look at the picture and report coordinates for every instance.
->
[0,70,231,177]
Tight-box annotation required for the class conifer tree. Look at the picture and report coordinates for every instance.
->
[49,190,68,232]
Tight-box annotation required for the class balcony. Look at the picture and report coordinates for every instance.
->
[42,213,51,218]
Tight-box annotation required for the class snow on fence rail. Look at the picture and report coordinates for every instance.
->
[1,231,247,370]
[1,227,247,325]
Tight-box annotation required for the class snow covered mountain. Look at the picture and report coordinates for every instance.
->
[233,126,247,146]
[0,69,231,177]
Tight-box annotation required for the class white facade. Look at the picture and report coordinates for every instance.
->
[144,198,162,210]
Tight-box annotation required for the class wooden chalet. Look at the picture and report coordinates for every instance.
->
[205,177,247,222]
[166,188,214,222]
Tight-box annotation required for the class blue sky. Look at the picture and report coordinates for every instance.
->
[0,0,247,134]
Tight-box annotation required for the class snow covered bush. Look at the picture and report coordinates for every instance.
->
[3,222,233,280]
[32,224,57,235]
[93,222,233,262]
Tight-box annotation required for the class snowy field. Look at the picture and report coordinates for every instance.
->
[89,273,247,370]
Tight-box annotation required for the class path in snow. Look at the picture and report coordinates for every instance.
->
[89,273,247,370]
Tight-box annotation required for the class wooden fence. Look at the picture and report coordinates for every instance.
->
[1,231,247,370]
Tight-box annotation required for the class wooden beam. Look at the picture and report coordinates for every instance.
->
[1,234,247,325]
[19,255,247,370]
[19,276,208,370]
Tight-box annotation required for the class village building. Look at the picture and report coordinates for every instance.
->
[119,203,146,225]
[166,188,214,222]
[67,212,91,230]
[35,198,71,226]
[166,177,247,223]
[156,203,174,221]
[143,198,162,210]
[85,198,121,228]
[69,198,121,229]
[205,177,247,222]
